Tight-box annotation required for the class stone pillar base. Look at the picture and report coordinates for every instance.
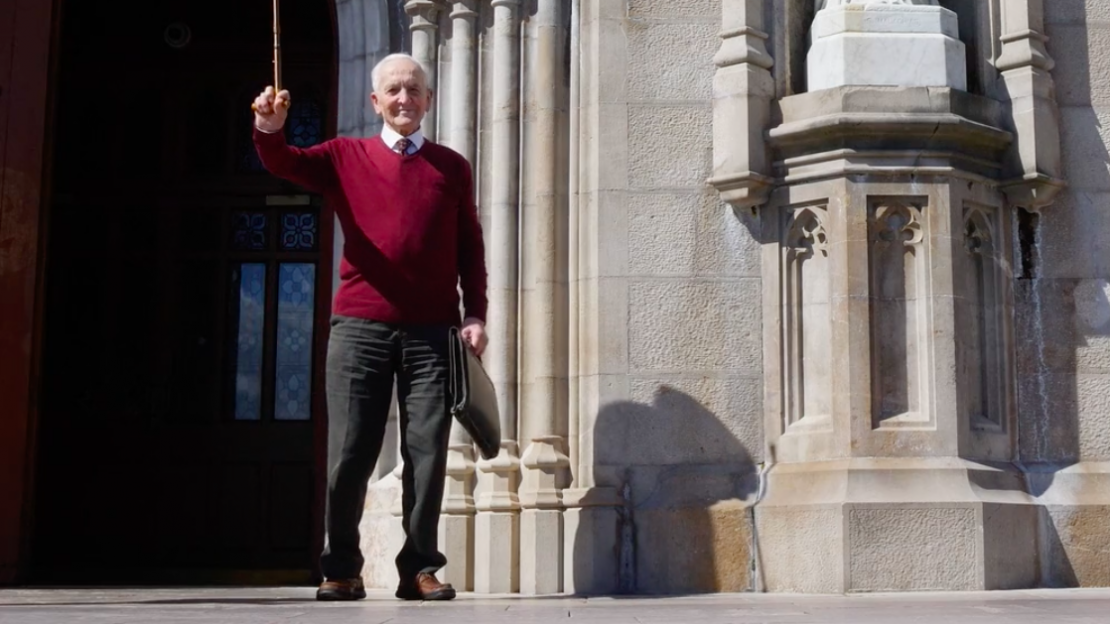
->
[754,458,1040,593]
[474,511,520,593]
[807,5,966,91]
[1028,463,1110,587]
[358,472,406,589]
[437,513,474,590]
[520,509,563,595]
[562,488,621,595]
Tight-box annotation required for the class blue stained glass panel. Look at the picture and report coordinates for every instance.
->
[233,263,267,421]
[275,263,315,421]
[288,98,322,148]
[281,212,318,250]
[232,212,267,250]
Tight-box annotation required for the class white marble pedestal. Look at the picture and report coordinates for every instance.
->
[807,4,966,91]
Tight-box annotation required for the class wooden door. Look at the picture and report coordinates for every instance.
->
[31,0,335,584]
[0,0,55,585]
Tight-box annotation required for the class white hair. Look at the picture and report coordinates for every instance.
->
[371,53,428,92]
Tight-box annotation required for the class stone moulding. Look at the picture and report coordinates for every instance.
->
[709,171,775,210]
[766,87,1014,186]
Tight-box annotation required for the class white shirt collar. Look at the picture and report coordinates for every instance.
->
[381,125,425,153]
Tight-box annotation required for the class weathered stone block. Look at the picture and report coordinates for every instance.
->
[474,511,520,594]
[628,279,762,372]
[1047,24,1110,107]
[848,507,977,591]
[635,501,752,594]
[628,0,718,19]
[628,194,699,276]
[1044,505,1110,587]
[563,504,621,595]
[615,377,762,466]
[755,507,842,593]
[1060,106,1110,192]
[627,192,761,278]
[627,22,717,102]
[982,503,1040,590]
[1077,374,1110,459]
[628,105,713,189]
[520,509,563,595]
[1044,0,1099,24]
[1037,193,1110,279]
[698,196,762,277]
[437,514,474,591]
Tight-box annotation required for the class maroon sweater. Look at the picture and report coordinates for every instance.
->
[254,127,488,325]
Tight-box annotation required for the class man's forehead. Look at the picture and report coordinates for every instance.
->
[379,62,425,85]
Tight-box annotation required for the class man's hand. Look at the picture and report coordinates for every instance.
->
[460,317,488,357]
[253,86,291,133]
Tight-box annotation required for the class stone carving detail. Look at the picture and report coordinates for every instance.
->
[787,207,829,260]
[961,205,1005,430]
[869,200,929,427]
[783,206,832,429]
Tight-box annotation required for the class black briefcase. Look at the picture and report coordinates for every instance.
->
[447,326,501,460]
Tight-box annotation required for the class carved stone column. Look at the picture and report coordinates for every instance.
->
[994,0,1064,207]
[561,0,622,596]
[434,0,481,592]
[447,0,479,164]
[405,0,442,140]
[438,433,475,590]
[474,0,523,595]
[518,0,571,596]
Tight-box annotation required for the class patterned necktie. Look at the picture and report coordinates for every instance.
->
[394,137,412,155]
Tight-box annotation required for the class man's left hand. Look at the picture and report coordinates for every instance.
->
[461,317,488,357]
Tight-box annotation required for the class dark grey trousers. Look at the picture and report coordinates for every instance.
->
[319,316,453,581]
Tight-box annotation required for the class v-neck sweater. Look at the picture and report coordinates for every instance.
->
[254,127,488,326]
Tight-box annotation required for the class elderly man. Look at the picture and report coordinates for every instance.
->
[252,53,488,602]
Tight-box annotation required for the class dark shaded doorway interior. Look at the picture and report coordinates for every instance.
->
[31,0,336,585]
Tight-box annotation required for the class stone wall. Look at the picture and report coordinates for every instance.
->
[579,0,765,594]
[349,0,1110,596]
[1021,0,1110,587]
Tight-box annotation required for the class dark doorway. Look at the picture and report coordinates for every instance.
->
[31,0,336,584]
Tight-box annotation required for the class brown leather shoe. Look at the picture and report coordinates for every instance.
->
[395,572,456,601]
[316,577,367,601]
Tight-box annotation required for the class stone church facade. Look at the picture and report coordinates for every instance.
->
[1,0,1108,595]
[351,0,1109,594]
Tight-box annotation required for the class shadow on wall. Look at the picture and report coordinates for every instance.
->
[575,385,759,595]
[1015,4,1110,588]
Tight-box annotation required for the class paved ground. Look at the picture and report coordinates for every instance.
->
[1,587,1109,623]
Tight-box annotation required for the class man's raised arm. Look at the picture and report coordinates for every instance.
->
[252,86,336,193]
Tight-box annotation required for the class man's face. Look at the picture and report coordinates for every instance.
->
[370,59,432,136]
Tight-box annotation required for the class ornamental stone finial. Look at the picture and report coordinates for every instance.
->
[817,0,938,10]
[808,0,964,90]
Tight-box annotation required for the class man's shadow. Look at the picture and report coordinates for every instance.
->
[574,385,759,595]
